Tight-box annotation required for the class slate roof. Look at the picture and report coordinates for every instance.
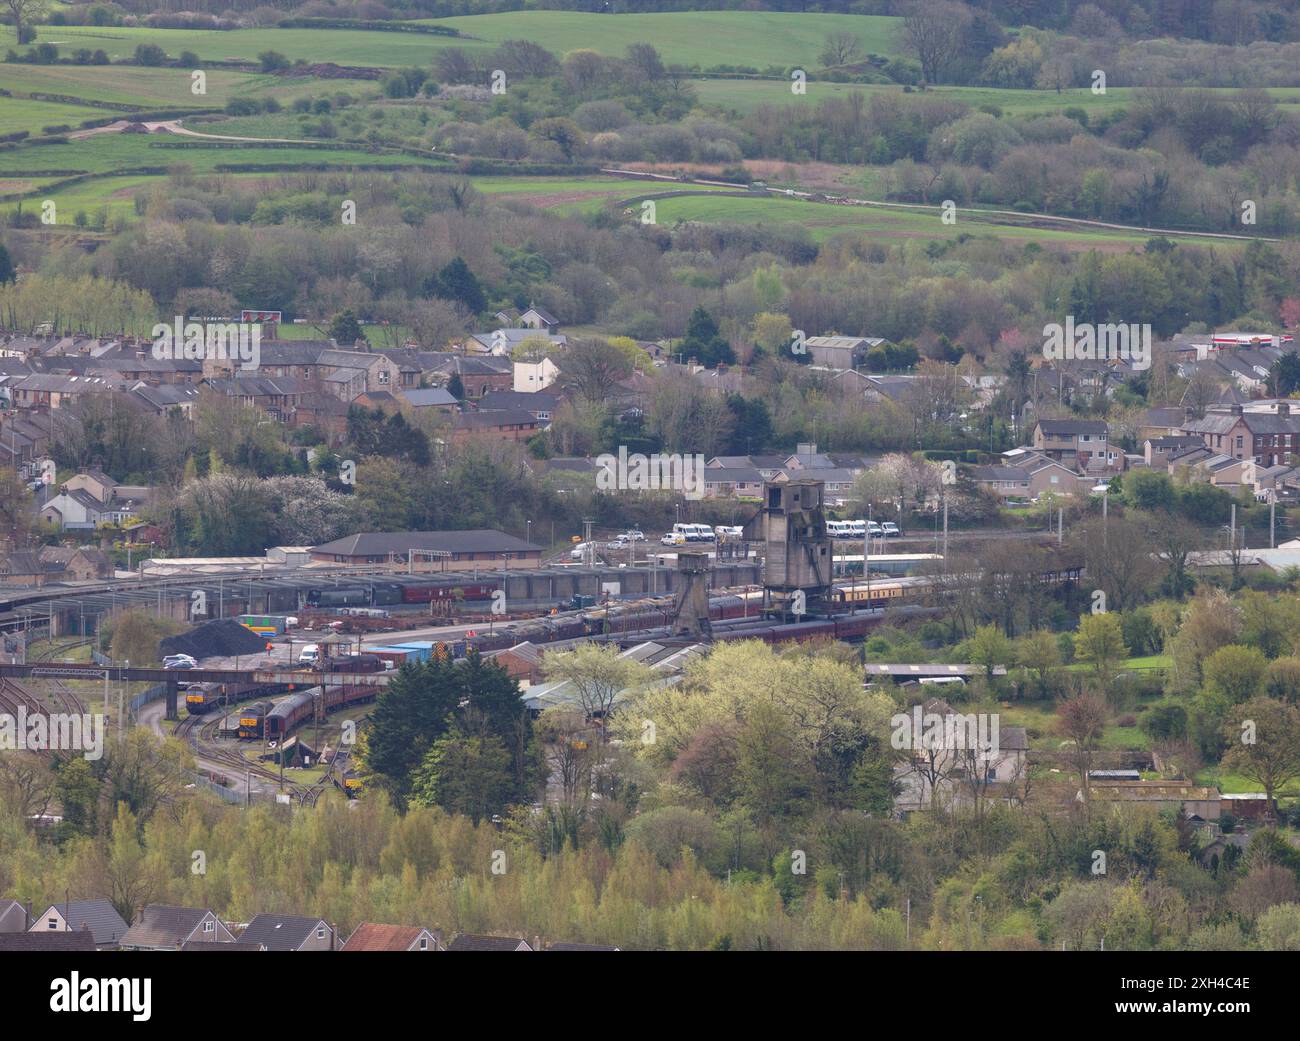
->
[120,905,223,949]
[446,934,533,951]
[477,390,561,412]
[970,465,1030,482]
[257,340,337,366]
[401,387,458,408]
[35,899,128,946]
[1036,419,1108,435]
[703,466,766,484]
[545,941,620,951]
[181,939,265,951]
[453,408,537,430]
[0,931,98,951]
[312,529,541,557]
[238,913,329,951]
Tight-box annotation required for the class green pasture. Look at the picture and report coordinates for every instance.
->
[0,63,335,108]
[8,13,900,70]
[645,191,1250,250]
[692,79,1300,116]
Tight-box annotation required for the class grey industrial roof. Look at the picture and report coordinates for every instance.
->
[312,529,542,556]
[402,387,458,407]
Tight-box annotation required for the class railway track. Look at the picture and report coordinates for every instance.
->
[46,679,88,716]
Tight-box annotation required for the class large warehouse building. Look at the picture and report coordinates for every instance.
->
[309,530,544,571]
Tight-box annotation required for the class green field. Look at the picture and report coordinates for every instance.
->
[692,79,1300,116]
[0,132,448,176]
[0,96,107,136]
[13,12,900,70]
[645,191,1250,250]
[471,175,738,214]
[0,63,333,108]
[0,133,452,219]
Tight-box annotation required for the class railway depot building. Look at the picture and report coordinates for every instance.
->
[310,530,544,570]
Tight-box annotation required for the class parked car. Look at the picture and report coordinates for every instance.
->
[570,541,596,560]
[607,537,629,550]
[163,659,195,670]
[715,525,744,538]
[881,522,901,537]
[163,654,196,666]
[298,644,320,665]
[621,529,645,542]
[660,532,686,546]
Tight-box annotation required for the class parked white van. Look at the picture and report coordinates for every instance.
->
[298,644,320,665]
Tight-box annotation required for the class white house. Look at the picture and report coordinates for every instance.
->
[513,357,560,393]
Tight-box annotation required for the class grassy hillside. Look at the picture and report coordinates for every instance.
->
[0,64,333,108]
[16,13,899,69]
[692,79,1300,116]
[645,191,1248,250]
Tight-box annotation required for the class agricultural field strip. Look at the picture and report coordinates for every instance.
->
[32,13,900,69]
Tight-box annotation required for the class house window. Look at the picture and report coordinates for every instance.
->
[317,927,326,940]
[203,920,214,933]
[378,370,390,385]
[48,918,58,929]
[419,938,429,950]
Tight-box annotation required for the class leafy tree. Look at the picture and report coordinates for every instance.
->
[1269,353,1300,397]
[360,657,461,809]
[428,256,486,315]
[1263,657,1300,704]
[1015,628,1060,696]
[258,50,290,72]
[1222,697,1300,816]
[411,732,516,825]
[0,240,14,284]
[1073,612,1126,693]
[530,117,585,160]
[678,306,735,368]
[1140,703,1188,743]
[3,0,49,49]
[134,43,167,66]
[328,309,365,346]
[347,406,430,466]
[967,623,1011,680]
[1203,645,1268,704]
[724,394,773,455]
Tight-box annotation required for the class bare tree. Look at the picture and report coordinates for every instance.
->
[2,0,48,46]
[899,1,969,84]
[1058,691,1109,805]
[819,30,862,68]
